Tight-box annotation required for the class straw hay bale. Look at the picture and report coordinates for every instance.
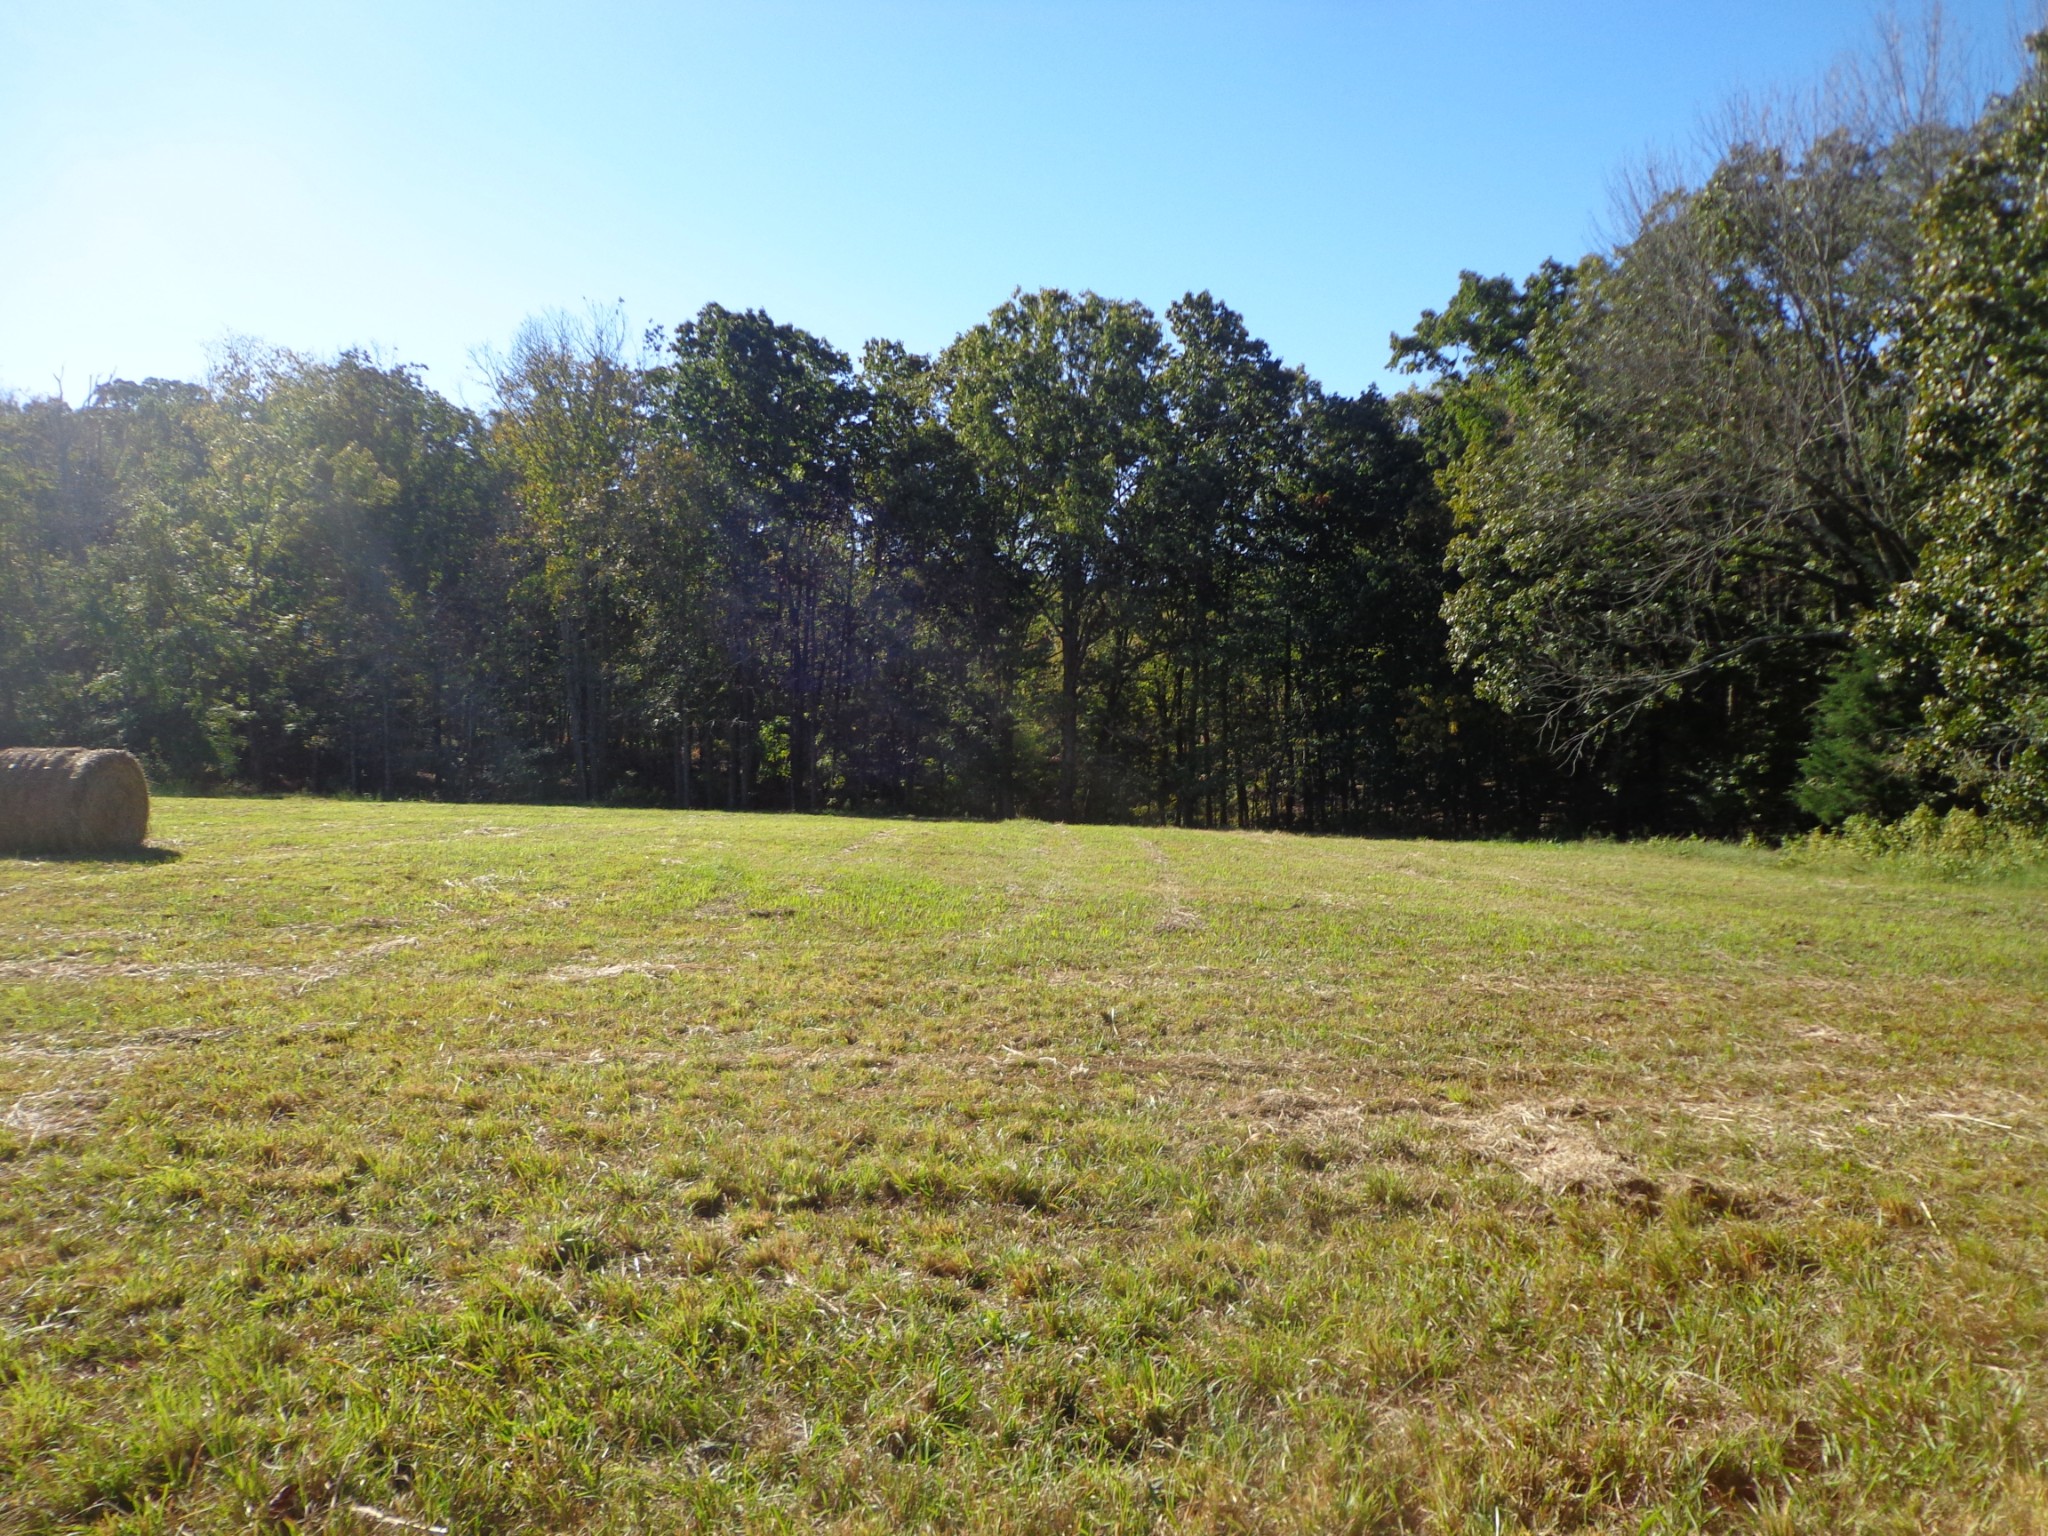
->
[0,748,151,855]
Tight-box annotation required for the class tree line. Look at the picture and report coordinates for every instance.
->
[3,32,2043,835]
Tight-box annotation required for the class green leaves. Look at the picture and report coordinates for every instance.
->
[1402,83,1965,827]
[937,289,1165,819]
[1893,37,2048,819]
[656,304,859,514]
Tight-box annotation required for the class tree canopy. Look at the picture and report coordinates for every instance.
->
[4,30,2046,836]
[1893,37,2048,820]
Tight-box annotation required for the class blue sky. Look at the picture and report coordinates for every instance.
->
[1,1,2035,405]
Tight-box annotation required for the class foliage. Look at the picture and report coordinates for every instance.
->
[1781,803,2048,880]
[1890,38,2048,820]
[937,289,1165,820]
[1794,645,1940,825]
[488,313,652,801]
[4,30,2047,834]
[0,358,509,792]
[1400,74,1974,832]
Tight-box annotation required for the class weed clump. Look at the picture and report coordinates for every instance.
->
[1782,805,2048,880]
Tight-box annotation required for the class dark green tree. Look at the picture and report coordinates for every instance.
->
[652,303,868,812]
[1889,37,2048,821]
[490,315,648,800]
[1401,83,1969,830]
[1143,293,1303,826]
[1794,645,1938,824]
[939,290,1163,819]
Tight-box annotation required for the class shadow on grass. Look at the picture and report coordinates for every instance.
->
[1,845,182,865]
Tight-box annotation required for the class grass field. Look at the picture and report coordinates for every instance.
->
[2,800,2046,1533]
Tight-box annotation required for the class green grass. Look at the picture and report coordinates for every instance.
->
[2,800,2046,1534]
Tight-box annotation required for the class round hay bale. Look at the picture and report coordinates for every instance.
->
[0,748,151,856]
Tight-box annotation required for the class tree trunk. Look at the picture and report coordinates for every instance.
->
[560,612,587,800]
[1058,568,1084,821]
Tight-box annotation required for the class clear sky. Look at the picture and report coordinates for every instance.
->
[1,1,2036,406]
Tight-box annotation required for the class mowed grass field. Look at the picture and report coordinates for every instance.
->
[2,801,2046,1534]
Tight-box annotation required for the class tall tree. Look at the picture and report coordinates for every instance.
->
[1145,294,1303,826]
[855,339,1025,814]
[652,303,868,812]
[489,314,647,799]
[1401,63,1972,829]
[1892,36,2048,819]
[939,289,1163,819]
